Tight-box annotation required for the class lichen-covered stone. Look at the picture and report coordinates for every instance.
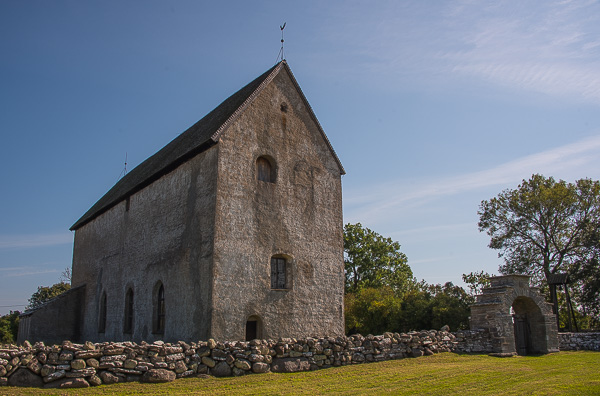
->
[27,359,42,374]
[174,360,187,374]
[43,378,90,389]
[271,358,310,373]
[88,374,102,386]
[201,357,216,368]
[124,359,138,369]
[142,368,176,383]
[234,359,251,371]
[86,358,100,368]
[99,371,120,384]
[251,362,269,374]
[43,369,66,383]
[70,359,86,370]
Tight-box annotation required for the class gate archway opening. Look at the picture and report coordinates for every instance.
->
[511,296,547,355]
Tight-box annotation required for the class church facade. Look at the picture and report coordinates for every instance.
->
[19,61,345,344]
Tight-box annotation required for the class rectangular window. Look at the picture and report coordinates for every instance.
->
[271,257,286,289]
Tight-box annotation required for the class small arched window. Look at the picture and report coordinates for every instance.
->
[124,288,134,334]
[153,282,165,334]
[98,291,107,333]
[257,156,275,183]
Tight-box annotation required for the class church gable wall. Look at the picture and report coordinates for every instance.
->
[210,70,344,340]
[71,146,219,343]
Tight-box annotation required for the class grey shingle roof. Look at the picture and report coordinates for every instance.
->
[71,61,344,231]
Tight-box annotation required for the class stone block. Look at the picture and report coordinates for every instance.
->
[271,357,310,373]
[211,361,232,377]
[7,368,45,387]
[142,368,176,383]
[43,378,90,389]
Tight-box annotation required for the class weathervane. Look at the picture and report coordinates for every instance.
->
[277,22,286,62]
[118,152,128,180]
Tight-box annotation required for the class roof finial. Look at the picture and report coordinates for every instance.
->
[118,152,128,180]
[276,22,286,63]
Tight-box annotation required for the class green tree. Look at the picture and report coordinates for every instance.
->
[478,174,600,324]
[0,311,20,344]
[344,223,413,294]
[26,282,71,310]
[462,270,492,296]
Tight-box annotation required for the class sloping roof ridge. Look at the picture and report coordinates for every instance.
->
[210,60,285,141]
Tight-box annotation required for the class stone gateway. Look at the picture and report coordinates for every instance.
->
[18,61,346,344]
[470,275,559,355]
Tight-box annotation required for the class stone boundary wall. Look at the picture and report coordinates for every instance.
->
[559,332,600,351]
[1,330,494,389]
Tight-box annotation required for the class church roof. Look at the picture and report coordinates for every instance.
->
[71,61,344,231]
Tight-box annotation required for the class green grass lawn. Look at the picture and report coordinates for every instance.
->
[2,351,599,395]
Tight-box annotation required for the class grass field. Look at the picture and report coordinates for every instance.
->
[2,351,599,395]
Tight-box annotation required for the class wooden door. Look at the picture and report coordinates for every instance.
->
[513,314,530,355]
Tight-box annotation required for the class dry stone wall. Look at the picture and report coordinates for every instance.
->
[1,330,470,388]
[559,332,600,351]
[2,329,593,388]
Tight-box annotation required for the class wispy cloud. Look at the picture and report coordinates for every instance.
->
[392,223,474,237]
[323,1,600,103]
[0,262,61,278]
[0,232,73,249]
[345,134,600,223]
[445,1,600,102]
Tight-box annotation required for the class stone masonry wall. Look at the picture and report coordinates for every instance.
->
[559,332,600,351]
[1,330,482,388]
[3,329,594,388]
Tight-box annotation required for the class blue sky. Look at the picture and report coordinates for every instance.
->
[2,1,600,315]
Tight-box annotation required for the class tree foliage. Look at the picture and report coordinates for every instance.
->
[478,174,600,282]
[426,282,473,331]
[26,282,71,310]
[478,174,600,323]
[462,270,492,296]
[344,223,413,294]
[344,282,472,335]
[0,311,20,344]
[345,287,403,335]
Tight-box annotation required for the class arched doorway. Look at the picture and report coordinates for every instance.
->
[512,296,547,355]
[245,315,262,341]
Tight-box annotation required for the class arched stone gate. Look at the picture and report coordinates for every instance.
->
[470,275,559,355]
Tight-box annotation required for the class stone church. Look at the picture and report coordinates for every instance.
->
[18,61,346,344]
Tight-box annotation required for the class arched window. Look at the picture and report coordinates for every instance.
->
[153,282,165,334]
[257,156,275,183]
[123,288,134,334]
[271,257,287,289]
[98,291,107,333]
